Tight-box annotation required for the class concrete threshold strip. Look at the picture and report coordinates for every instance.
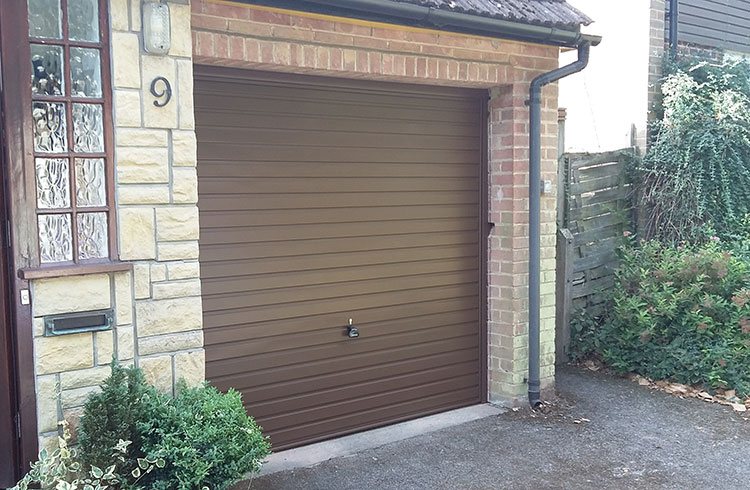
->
[260,404,504,475]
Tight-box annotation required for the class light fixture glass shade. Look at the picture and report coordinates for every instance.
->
[142,1,170,55]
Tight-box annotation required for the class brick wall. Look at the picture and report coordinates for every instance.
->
[32,0,203,451]
[487,82,559,399]
[192,0,561,403]
[675,42,723,61]
[647,0,666,125]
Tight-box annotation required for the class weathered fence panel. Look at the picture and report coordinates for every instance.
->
[556,149,636,362]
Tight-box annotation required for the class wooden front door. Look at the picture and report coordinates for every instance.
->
[0,87,19,487]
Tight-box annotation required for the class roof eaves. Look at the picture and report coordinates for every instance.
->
[389,0,593,30]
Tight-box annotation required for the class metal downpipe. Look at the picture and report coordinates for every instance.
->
[528,42,591,408]
[669,0,679,56]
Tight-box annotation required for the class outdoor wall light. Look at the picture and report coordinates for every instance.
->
[143,0,171,55]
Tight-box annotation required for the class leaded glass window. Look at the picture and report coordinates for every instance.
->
[27,0,112,264]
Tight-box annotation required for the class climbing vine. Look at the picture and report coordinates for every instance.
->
[637,59,750,243]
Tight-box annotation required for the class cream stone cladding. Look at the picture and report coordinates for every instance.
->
[192,0,561,404]
[30,0,203,450]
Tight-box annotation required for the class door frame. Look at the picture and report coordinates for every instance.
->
[0,36,19,486]
[195,66,490,446]
[0,0,41,480]
[0,122,18,487]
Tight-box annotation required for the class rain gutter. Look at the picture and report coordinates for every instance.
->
[296,0,602,48]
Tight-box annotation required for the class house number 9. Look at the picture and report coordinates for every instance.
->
[150,76,172,107]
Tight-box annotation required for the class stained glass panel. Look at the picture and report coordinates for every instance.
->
[70,48,102,98]
[77,212,108,260]
[38,213,72,263]
[35,158,70,209]
[31,44,64,96]
[68,0,99,42]
[33,102,67,153]
[75,158,106,207]
[72,103,104,152]
[27,0,62,39]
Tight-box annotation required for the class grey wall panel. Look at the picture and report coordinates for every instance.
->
[678,0,750,53]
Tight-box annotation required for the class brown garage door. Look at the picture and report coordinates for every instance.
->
[195,66,486,450]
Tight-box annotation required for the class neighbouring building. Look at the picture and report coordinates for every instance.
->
[559,0,750,154]
[0,0,596,483]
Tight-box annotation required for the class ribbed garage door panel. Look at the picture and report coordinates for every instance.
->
[195,67,484,450]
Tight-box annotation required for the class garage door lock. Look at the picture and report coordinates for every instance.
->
[347,318,359,339]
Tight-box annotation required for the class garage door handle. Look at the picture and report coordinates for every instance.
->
[347,318,359,339]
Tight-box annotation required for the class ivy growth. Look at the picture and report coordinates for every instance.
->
[637,59,750,243]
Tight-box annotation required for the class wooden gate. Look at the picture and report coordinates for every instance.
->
[555,149,636,362]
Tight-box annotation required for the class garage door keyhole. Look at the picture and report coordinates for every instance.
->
[347,318,359,339]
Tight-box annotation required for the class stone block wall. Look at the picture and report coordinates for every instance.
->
[192,0,560,404]
[31,0,204,450]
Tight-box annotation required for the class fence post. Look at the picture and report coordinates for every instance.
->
[556,154,568,229]
[557,108,567,162]
[556,227,574,363]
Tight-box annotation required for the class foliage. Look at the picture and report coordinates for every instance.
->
[141,384,271,490]
[77,363,270,490]
[573,238,750,396]
[78,362,162,478]
[11,422,162,490]
[16,363,270,490]
[725,214,750,261]
[569,308,605,361]
[637,59,750,243]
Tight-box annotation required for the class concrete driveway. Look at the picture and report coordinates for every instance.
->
[252,366,750,489]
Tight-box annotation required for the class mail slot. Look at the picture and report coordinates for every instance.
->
[44,310,114,336]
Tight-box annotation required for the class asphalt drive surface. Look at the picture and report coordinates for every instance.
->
[251,366,750,489]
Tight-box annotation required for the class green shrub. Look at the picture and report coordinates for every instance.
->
[141,384,271,490]
[78,363,162,477]
[77,363,271,490]
[574,238,750,396]
[569,308,605,361]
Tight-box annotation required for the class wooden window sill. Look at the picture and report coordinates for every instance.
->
[18,262,133,280]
